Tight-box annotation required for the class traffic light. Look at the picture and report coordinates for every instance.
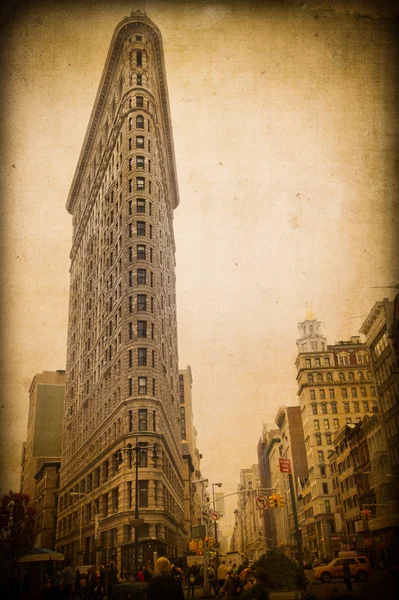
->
[204,537,209,547]
[277,495,285,508]
[361,509,368,520]
[367,510,372,520]
[269,494,279,509]
[209,536,214,547]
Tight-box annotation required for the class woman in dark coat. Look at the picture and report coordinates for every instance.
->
[147,557,184,600]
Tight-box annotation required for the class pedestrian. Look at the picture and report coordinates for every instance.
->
[187,568,196,598]
[73,569,81,599]
[343,559,353,592]
[106,561,119,600]
[137,567,145,582]
[99,564,106,598]
[219,570,238,599]
[146,557,185,600]
[86,566,97,599]
[61,558,74,599]
[51,567,62,599]
[217,560,228,590]
[143,562,153,582]
[208,565,218,596]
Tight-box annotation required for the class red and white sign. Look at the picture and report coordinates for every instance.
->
[210,511,220,521]
[279,458,292,473]
[256,495,268,510]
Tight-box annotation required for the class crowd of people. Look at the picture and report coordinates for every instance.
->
[37,556,264,599]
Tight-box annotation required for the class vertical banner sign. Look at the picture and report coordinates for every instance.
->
[279,458,292,473]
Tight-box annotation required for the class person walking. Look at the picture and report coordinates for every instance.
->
[106,561,119,600]
[73,569,82,599]
[146,557,185,600]
[343,559,353,592]
[219,570,238,599]
[61,559,74,600]
[208,565,218,596]
[187,568,196,599]
[217,560,228,590]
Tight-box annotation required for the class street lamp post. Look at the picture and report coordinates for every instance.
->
[212,483,222,570]
[70,492,100,568]
[119,439,158,577]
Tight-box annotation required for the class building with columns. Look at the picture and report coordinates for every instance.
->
[295,312,377,559]
[55,11,185,568]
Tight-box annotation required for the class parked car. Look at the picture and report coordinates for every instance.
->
[314,556,372,583]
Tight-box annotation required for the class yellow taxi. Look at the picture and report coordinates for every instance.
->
[314,554,371,583]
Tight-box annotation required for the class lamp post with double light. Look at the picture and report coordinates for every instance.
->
[70,491,100,567]
[116,438,158,576]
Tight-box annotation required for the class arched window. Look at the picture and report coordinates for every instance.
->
[358,371,364,381]
[136,51,142,67]
[136,115,144,129]
[326,373,333,382]
[348,372,354,382]
[339,372,345,382]
[307,374,314,383]
[367,371,373,380]
[316,433,322,446]
[317,373,323,383]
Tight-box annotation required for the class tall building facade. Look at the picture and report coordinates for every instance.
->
[56,12,185,568]
[21,370,65,502]
[232,466,263,562]
[275,405,308,557]
[295,315,377,559]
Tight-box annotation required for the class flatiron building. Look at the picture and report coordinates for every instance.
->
[56,11,185,569]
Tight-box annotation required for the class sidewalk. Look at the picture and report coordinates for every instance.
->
[182,585,218,599]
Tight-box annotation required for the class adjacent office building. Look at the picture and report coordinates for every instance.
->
[295,312,377,559]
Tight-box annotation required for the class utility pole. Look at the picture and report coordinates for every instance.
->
[192,478,210,597]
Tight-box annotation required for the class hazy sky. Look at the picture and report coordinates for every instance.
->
[1,0,398,537]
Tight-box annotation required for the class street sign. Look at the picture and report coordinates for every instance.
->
[256,495,268,510]
[192,524,206,539]
[279,458,292,473]
[210,510,220,521]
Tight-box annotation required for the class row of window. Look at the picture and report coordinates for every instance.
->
[304,354,369,368]
[310,387,375,403]
[307,371,372,384]
[311,399,376,415]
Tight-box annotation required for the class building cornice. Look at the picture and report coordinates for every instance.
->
[66,12,179,215]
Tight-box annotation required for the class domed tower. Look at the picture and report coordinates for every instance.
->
[296,309,326,354]
[57,11,184,569]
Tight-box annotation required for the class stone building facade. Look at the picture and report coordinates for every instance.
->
[295,314,377,559]
[55,12,185,569]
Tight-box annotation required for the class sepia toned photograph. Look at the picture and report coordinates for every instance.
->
[0,1,398,598]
